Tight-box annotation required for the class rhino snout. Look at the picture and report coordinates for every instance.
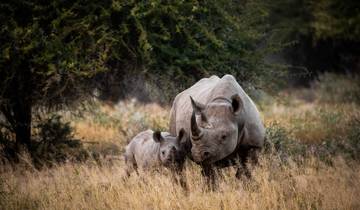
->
[192,149,212,163]
[164,147,182,162]
[203,151,210,158]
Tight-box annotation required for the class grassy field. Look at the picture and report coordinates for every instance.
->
[1,73,360,210]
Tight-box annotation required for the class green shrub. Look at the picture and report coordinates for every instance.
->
[346,118,360,160]
[265,122,306,162]
[312,116,360,163]
[0,129,17,164]
[31,115,89,168]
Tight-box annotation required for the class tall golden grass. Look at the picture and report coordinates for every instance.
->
[1,73,360,210]
[72,99,169,148]
[1,155,359,210]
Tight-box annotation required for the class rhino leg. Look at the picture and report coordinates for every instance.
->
[235,162,251,179]
[201,165,217,191]
[235,146,260,179]
[249,147,260,165]
[171,168,188,191]
[124,152,138,177]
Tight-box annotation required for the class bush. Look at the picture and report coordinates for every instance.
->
[346,118,360,160]
[265,122,307,162]
[320,117,360,161]
[31,115,89,168]
[0,129,17,164]
[265,118,360,165]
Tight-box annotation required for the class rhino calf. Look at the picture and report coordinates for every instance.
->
[124,129,186,175]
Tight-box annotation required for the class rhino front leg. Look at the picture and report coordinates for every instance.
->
[235,161,251,179]
[235,146,260,179]
[201,165,217,191]
[172,169,188,191]
[249,147,260,165]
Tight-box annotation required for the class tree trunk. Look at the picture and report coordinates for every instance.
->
[13,100,32,152]
[1,64,33,154]
[1,100,32,153]
[12,63,33,153]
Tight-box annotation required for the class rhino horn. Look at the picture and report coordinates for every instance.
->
[191,111,203,140]
[190,96,205,115]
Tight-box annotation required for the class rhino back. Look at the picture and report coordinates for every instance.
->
[129,130,161,169]
[169,75,220,135]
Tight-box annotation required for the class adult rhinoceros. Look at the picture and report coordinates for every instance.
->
[169,74,265,181]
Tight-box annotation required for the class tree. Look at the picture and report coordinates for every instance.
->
[0,0,282,158]
[311,0,360,42]
[265,0,360,82]
[97,0,283,102]
[0,0,113,154]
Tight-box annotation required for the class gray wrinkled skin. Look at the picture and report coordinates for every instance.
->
[124,129,186,175]
[169,75,265,179]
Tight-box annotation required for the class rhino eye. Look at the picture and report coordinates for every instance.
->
[221,135,227,140]
[161,151,165,155]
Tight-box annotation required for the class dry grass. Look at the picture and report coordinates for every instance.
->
[1,155,359,210]
[1,73,360,210]
[264,101,360,144]
[72,99,169,148]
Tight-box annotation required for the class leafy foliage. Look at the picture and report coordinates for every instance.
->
[267,0,360,44]
[31,115,88,168]
[266,0,360,78]
[320,117,360,161]
[265,122,307,162]
[101,0,284,102]
[266,115,360,165]
[0,0,283,159]
[0,0,114,155]
[0,0,112,108]
[311,0,360,41]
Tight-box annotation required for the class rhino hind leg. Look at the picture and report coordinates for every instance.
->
[124,152,138,177]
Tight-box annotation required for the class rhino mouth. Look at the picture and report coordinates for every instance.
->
[193,154,215,165]
[163,160,184,169]
[164,155,185,166]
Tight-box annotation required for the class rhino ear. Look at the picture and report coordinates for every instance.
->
[153,131,164,143]
[190,96,205,115]
[177,128,187,143]
[231,94,243,115]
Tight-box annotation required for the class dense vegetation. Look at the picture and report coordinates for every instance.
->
[0,0,284,158]
[268,0,360,80]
